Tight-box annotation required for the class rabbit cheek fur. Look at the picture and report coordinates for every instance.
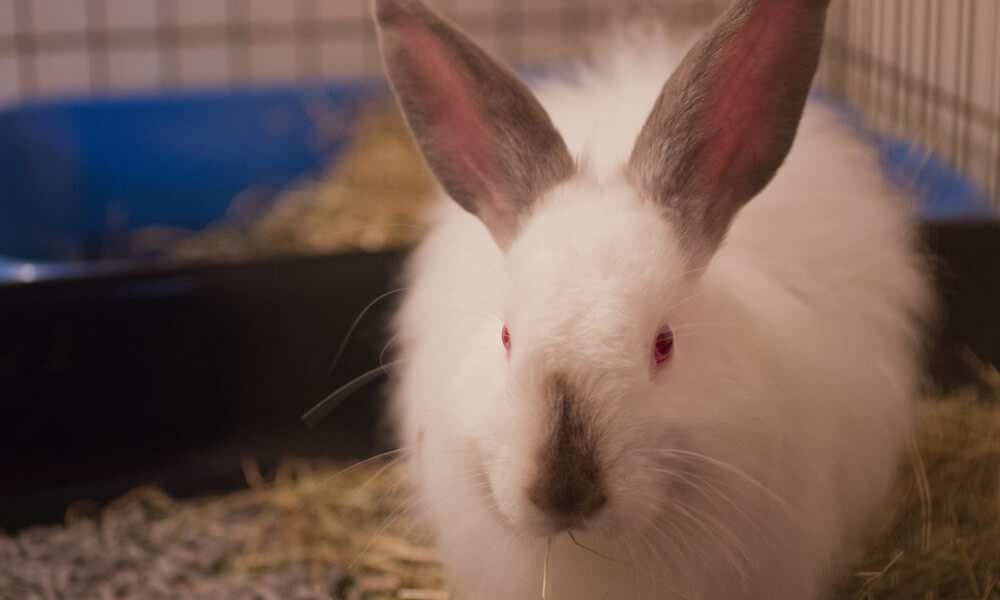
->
[378,0,932,598]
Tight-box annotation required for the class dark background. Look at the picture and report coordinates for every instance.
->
[0,249,405,531]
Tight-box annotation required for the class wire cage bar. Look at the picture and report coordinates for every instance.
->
[819,0,1000,205]
[0,0,997,206]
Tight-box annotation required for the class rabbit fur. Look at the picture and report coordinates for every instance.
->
[377,0,934,598]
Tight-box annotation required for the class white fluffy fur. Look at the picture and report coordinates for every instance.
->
[390,27,932,600]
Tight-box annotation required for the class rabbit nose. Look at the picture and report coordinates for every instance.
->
[528,471,607,526]
[528,374,607,526]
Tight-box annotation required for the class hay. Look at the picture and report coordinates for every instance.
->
[4,387,1000,599]
[838,386,1000,599]
[121,103,435,262]
[0,458,442,600]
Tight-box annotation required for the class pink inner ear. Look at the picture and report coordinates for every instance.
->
[695,1,816,194]
[392,17,503,207]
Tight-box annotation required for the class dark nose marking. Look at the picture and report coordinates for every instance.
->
[528,375,606,525]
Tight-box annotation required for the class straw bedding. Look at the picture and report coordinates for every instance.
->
[120,103,434,262]
[2,384,999,600]
[0,460,442,600]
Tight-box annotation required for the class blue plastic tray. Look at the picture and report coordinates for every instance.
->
[0,82,993,283]
[0,78,385,269]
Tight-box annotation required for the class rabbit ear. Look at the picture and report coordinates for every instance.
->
[373,0,575,247]
[628,0,831,266]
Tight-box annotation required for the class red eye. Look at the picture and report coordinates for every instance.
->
[502,325,511,356]
[653,326,674,366]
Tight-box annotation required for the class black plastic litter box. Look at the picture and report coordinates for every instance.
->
[0,82,997,532]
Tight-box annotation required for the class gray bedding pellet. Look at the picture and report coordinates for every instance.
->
[0,499,342,600]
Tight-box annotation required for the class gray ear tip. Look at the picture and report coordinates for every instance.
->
[372,0,424,25]
[372,0,398,23]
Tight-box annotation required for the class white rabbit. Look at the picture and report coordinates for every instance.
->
[375,0,933,598]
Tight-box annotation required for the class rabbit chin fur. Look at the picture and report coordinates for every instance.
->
[389,27,932,600]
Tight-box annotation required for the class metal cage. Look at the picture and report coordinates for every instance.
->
[819,0,1000,205]
[0,0,997,205]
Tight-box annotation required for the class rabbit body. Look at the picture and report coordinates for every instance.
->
[386,13,931,600]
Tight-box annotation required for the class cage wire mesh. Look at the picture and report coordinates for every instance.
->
[0,0,996,206]
[818,0,1000,207]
